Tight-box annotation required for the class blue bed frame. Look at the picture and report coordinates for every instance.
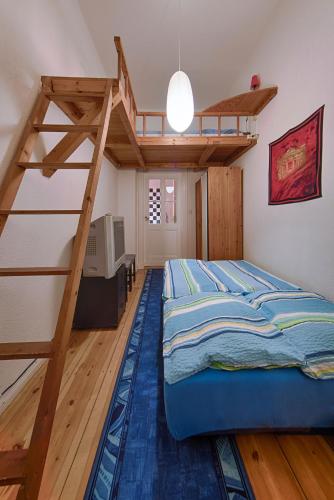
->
[164,366,334,440]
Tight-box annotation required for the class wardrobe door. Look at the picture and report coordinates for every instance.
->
[207,166,243,260]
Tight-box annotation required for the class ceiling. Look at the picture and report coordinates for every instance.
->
[78,0,280,111]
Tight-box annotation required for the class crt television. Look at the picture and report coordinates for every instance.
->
[83,214,125,278]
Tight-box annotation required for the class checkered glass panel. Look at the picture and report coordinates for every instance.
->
[149,187,161,224]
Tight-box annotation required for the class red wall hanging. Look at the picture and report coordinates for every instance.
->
[268,105,324,205]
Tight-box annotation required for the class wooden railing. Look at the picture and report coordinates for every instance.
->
[114,36,137,129]
[113,36,255,139]
[136,111,249,137]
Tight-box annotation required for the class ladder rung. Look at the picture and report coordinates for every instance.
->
[45,92,104,102]
[17,162,93,170]
[0,341,53,360]
[33,124,99,133]
[0,210,83,215]
[0,267,71,277]
[0,449,27,486]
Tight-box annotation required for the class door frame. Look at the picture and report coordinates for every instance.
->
[195,179,202,259]
[136,170,188,268]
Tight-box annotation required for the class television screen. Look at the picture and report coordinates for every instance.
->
[114,219,125,262]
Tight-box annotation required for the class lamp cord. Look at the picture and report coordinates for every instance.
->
[178,0,181,71]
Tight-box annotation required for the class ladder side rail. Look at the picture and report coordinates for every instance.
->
[0,92,50,235]
[18,81,114,500]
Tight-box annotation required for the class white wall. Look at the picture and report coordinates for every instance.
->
[0,0,118,409]
[78,0,280,110]
[232,0,334,300]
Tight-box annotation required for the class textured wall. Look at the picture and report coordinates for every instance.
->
[232,0,334,300]
[0,0,118,409]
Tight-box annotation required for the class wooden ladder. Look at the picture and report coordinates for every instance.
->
[0,78,113,499]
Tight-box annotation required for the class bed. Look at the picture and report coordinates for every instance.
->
[163,259,334,440]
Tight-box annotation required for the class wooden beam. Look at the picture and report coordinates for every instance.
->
[0,450,27,486]
[0,341,53,360]
[120,162,207,169]
[222,139,257,165]
[18,162,93,170]
[104,147,121,168]
[52,97,123,170]
[41,103,101,177]
[115,99,145,168]
[0,210,82,215]
[34,124,99,133]
[105,143,133,150]
[18,81,114,500]
[199,146,216,165]
[137,136,252,147]
[114,37,136,108]
[137,110,251,118]
[45,93,104,102]
[41,75,109,95]
[0,267,71,277]
[0,91,50,236]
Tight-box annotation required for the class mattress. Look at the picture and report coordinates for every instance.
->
[164,367,334,440]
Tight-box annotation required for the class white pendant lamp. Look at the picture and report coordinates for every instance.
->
[167,71,194,133]
[166,1,194,133]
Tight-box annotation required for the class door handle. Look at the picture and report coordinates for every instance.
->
[144,216,149,221]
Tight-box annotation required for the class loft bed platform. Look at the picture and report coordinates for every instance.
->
[40,37,277,171]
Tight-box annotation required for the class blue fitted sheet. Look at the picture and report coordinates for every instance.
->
[164,367,334,440]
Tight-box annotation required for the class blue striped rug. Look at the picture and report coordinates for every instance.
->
[85,269,254,500]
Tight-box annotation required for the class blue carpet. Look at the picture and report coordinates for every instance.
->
[85,269,254,500]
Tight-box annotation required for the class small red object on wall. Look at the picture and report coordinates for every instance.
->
[250,74,261,90]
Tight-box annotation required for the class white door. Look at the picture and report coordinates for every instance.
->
[143,172,185,266]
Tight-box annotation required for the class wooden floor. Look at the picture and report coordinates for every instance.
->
[237,433,334,499]
[1,269,334,499]
[0,271,146,500]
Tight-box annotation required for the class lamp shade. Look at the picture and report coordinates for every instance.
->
[166,70,194,133]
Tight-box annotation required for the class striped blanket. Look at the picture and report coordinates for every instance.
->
[163,259,228,300]
[163,293,303,384]
[163,259,300,300]
[247,290,334,380]
[206,260,300,294]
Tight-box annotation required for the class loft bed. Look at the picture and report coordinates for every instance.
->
[41,37,277,173]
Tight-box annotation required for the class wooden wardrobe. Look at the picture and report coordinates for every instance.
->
[196,166,243,260]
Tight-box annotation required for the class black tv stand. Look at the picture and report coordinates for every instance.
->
[73,264,127,329]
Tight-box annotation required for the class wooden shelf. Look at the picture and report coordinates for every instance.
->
[203,87,278,115]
